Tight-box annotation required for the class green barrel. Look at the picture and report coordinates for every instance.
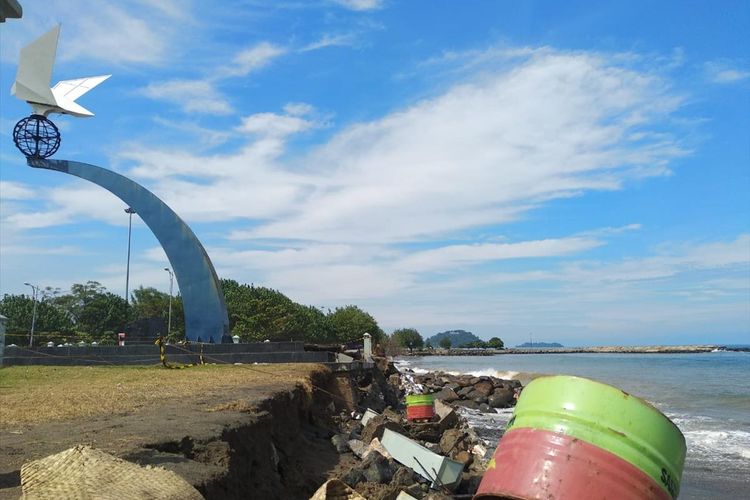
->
[405,394,434,406]
[507,375,686,499]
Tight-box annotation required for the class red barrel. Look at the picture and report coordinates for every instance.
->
[475,428,671,500]
[406,404,435,421]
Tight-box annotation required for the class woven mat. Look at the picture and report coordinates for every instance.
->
[21,445,203,499]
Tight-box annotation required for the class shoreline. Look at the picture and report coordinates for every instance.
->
[405,344,735,356]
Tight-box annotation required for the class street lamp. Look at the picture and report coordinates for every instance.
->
[164,267,174,336]
[124,208,136,304]
[23,282,39,347]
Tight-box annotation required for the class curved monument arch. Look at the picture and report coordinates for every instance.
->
[29,157,230,343]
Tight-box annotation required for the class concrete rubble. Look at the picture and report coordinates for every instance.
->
[316,360,523,499]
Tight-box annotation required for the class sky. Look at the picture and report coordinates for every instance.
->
[0,0,748,346]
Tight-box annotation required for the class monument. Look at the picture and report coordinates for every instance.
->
[11,26,230,343]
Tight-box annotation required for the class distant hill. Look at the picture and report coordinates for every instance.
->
[516,342,564,348]
[425,329,481,348]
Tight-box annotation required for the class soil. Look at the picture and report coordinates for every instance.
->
[0,365,351,500]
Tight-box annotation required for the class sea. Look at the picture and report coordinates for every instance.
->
[395,350,750,499]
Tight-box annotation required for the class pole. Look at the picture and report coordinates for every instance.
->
[164,268,173,336]
[24,282,38,347]
[124,208,135,304]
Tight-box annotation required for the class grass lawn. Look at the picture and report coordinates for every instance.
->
[0,364,324,427]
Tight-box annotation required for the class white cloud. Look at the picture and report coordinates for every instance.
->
[0,0,179,65]
[237,112,317,137]
[283,102,315,116]
[394,237,602,274]
[0,181,36,200]
[301,33,357,52]
[140,79,232,115]
[332,0,383,11]
[219,42,287,78]
[705,61,750,84]
[230,49,685,243]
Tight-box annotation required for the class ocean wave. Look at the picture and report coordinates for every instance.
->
[683,429,750,462]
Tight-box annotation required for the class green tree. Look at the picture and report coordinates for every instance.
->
[328,305,384,344]
[391,328,424,351]
[439,337,452,349]
[487,337,504,349]
[0,293,74,344]
[221,279,310,341]
[129,286,185,335]
[75,292,128,337]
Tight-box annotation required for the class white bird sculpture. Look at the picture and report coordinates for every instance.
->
[11,25,110,117]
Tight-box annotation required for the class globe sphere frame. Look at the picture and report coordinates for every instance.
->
[13,114,61,159]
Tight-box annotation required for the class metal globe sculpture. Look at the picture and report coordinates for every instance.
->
[13,115,61,159]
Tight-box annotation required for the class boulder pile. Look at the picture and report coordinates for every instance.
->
[410,371,522,412]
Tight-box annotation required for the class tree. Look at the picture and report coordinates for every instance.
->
[391,328,424,351]
[487,337,504,349]
[328,305,384,344]
[75,292,128,338]
[0,293,74,344]
[221,279,313,341]
[460,340,487,348]
[129,286,184,335]
[439,337,452,349]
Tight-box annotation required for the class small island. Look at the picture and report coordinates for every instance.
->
[516,342,563,348]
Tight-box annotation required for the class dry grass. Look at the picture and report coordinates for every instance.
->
[0,363,326,427]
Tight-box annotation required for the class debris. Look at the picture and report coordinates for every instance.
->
[380,428,464,490]
[310,479,367,500]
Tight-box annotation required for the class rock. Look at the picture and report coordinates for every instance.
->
[457,472,483,495]
[434,399,458,432]
[473,380,494,397]
[341,468,365,488]
[472,394,488,405]
[348,439,366,458]
[455,450,473,467]
[431,387,459,402]
[488,388,514,408]
[363,452,393,484]
[452,399,479,410]
[392,466,417,487]
[478,403,492,413]
[472,443,487,459]
[457,386,474,397]
[331,433,350,453]
[405,421,441,443]
[424,442,440,453]
[382,407,403,424]
[439,428,466,455]
[363,438,392,460]
[362,415,406,444]
[445,382,461,392]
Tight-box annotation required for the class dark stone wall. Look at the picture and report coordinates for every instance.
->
[1,342,333,367]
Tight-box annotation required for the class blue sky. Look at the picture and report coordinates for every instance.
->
[1,0,748,346]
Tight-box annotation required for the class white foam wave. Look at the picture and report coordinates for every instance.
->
[683,429,750,461]
[465,368,520,380]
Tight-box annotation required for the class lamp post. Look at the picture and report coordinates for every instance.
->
[164,267,173,336]
[23,282,39,347]
[124,208,136,304]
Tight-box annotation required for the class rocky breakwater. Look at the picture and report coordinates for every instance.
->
[411,371,522,412]
[322,367,522,499]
